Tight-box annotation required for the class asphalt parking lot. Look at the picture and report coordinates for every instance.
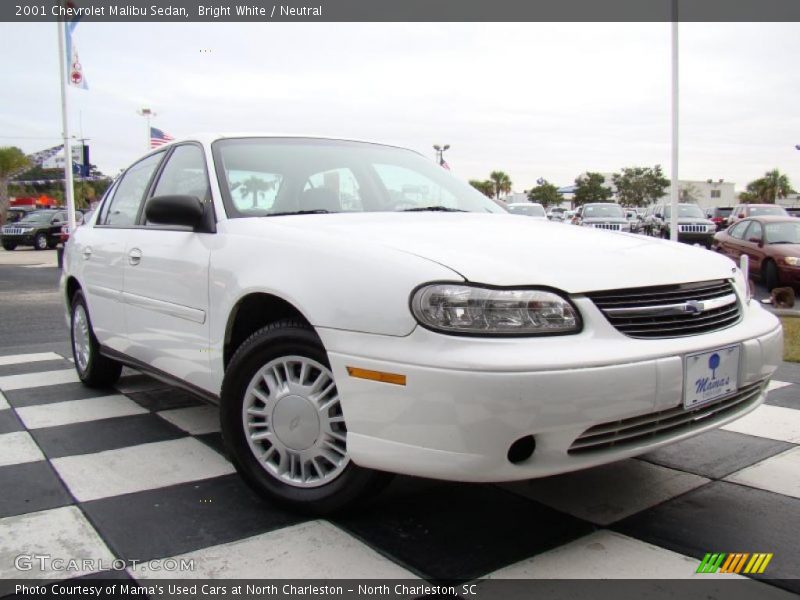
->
[0,248,799,594]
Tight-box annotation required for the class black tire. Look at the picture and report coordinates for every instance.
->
[34,233,48,251]
[660,228,669,239]
[2,242,16,251]
[221,318,392,514]
[763,260,780,292]
[70,290,123,388]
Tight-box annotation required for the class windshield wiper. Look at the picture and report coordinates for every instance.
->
[264,209,334,217]
[402,206,466,212]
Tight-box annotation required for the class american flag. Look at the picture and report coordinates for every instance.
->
[150,127,174,148]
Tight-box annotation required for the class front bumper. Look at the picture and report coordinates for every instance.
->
[1,233,35,245]
[778,264,800,286]
[319,299,782,482]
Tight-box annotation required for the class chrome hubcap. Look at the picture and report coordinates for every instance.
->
[243,355,349,488]
[36,235,47,249]
[72,305,91,372]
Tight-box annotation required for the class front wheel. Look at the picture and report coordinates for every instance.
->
[2,242,16,251]
[70,290,123,387]
[764,260,780,292]
[221,319,391,514]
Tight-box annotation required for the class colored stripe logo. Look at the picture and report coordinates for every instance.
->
[696,552,773,574]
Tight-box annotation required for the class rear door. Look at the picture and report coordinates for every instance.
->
[79,152,165,352]
[741,220,767,275]
[121,143,215,392]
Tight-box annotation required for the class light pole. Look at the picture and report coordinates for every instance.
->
[433,144,450,166]
[137,108,156,151]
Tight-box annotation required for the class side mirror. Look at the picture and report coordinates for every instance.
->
[145,195,205,230]
[655,213,663,219]
[738,213,745,218]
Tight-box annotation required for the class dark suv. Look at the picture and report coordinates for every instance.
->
[655,203,716,247]
[1,209,81,251]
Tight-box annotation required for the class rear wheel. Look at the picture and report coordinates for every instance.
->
[70,290,123,387]
[34,233,48,251]
[763,260,780,292]
[221,319,391,514]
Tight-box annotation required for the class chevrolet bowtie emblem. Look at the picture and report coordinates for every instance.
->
[683,300,705,314]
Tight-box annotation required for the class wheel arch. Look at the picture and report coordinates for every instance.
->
[223,292,313,369]
[65,275,82,304]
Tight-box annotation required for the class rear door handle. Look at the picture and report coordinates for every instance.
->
[128,248,142,266]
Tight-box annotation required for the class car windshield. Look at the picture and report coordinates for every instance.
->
[715,208,733,217]
[764,221,800,244]
[583,205,623,218]
[750,206,788,217]
[665,205,705,219]
[213,138,506,217]
[18,212,55,224]
[508,204,545,216]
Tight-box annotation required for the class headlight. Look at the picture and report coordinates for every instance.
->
[785,257,800,267]
[411,283,580,335]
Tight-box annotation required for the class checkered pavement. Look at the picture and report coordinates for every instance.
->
[0,350,798,594]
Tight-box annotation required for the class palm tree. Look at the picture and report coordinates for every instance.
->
[239,176,276,208]
[759,169,793,204]
[489,171,512,200]
[469,179,495,198]
[0,147,31,224]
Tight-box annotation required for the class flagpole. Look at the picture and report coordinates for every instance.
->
[57,21,77,234]
[669,2,679,242]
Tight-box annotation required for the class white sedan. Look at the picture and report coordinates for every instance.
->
[62,135,783,513]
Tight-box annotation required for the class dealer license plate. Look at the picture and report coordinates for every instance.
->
[684,345,740,410]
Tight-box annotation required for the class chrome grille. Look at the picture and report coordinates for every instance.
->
[586,279,741,339]
[2,227,23,235]
[591,223,622,231]
[568,381,764,455]
[678,224,709,233]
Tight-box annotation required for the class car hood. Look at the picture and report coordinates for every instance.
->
[581,217,628,224]
[260,213,738,293]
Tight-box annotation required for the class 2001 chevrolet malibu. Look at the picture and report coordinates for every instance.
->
[62,136,783,512]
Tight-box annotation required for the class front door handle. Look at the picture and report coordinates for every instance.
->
[128,247,142,266]
[82,247,92,260]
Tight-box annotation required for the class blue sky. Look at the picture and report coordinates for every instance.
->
[1,21,798,191]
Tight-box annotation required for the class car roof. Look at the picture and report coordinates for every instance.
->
[508,202,543,207]
[741,215,797,223]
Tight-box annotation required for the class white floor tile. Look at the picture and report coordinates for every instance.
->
[487,530,737,579]
[0,352,63,367]
[158,406,219,435]
[0,431,45,467]
[51,437,235,502]
[15,395,147,430]
[767,380,793,392]
[0,369,79,392]
[722,404,800,443]
[132,521,416,580]
[725,447,800,500]
[0,391,7,410]
[502,459,708,525]
[0,506,115,579]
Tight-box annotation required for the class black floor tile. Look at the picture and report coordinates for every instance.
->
[0,408,23,434]
[195,431,226,457]
[30,414,187,458]
[0,461,73,518]
[639,429,795,479]
[614,481,800,592]
[4,382,117,408]
[126,387,205,412]
[0,359,74,377]
[334,477,593,582]
[81,474,305,561]
[765,384,800,409]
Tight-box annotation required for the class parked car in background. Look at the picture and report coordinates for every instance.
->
[1,209,82,251]
[706,206,733,231]
[728,204,788,226]
[6,206,37,224]
[59,211,91,245]
[507,202,547,219]
[547,207,567,222]
[573,203,630,231]
[62,134,782,513]
[785,207,800,219]
[713,216,800,290]
[624,209,642,233]
[655,204,716,248]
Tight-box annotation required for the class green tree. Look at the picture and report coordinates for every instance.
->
[611,166,669,207]
[469,179,495,198]
[0,147,31,224]
[573,172,612,206]
[756,169,794,203]
[526,179,562,207]
[679,183,700,203]
[489,170,512,200]
[240,176,276,208]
